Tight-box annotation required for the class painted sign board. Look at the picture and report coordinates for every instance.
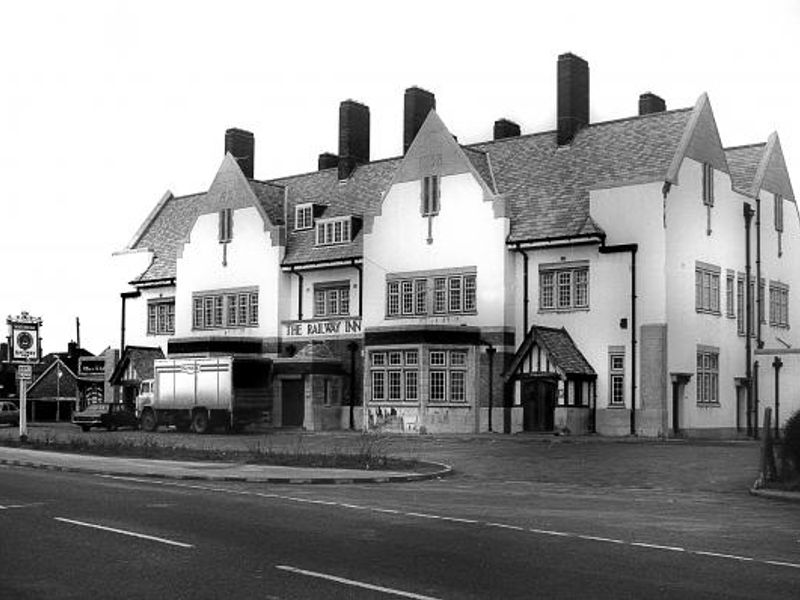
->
[284,317,362,338]
[16,364,32,381]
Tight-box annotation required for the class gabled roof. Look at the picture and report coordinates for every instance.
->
[28,356,79,396]
[726,143,766,196]
[504,325,596,381]
[109,346,165,385]
[472,107,693,242]
[124,92,788,282]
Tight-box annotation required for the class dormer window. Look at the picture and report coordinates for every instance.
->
[421,175,440,216]
[316,216,352,246]
[218,208,233,242]
[295,203,313,230]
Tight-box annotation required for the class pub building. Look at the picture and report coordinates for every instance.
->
[115,54,799,437]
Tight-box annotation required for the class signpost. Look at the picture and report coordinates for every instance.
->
[6,312,43,442]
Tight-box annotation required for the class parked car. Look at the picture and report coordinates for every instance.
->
[0,401,20,426]
[72,403,138,432]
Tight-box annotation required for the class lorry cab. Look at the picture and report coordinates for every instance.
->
[135,379,154,418]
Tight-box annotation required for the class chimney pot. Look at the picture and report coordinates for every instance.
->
[404,86,436,154]
[225,128,255,178]
[557,52,589,145]
[494,118,521,140]
[638,92,666,115]
[338,100,370,180]
[318,152,339,171]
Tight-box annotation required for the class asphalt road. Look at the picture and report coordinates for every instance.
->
[1,464,798,599]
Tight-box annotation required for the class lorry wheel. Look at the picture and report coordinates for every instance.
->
[191,410,210,434]
[81,426,90,433]
[141,410,157,433]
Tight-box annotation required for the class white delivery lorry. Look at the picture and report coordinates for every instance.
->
[139,356,271,433]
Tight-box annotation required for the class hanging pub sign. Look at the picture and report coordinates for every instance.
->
[7,312,43,363]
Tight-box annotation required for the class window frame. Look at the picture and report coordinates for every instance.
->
[192,288,259,330]
[218,208,233,243]
[147,298,176,335]
[421,175,441,217]
[315,216,353,246]
[295,203,314,231]
[539,264,590,312]
[313,282,351,318]
[696,347,720,406]
[608,349,625,407]
[386,271,477,318]
[695,262,721,315]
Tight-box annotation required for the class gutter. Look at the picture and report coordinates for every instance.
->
[599,243,638,436]
[289,267,303,321]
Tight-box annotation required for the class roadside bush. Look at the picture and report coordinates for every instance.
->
[783,409,800,477]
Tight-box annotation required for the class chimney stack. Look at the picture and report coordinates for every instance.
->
[318,152,339,171]
[338,100,370,180]
[557,53,589,145]
[639,92,666,115]
[225,128,255,178]
[404,87,436,154]
[494,118,521,140]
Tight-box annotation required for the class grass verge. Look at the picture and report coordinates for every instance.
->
[0,429,423,472]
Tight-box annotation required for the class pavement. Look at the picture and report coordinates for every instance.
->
[0,445,452,484]
[0,423,798,500]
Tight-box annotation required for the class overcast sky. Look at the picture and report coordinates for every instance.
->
[2,0,799,355]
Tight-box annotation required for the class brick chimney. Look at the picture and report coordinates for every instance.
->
[557,53,589,145]
[404,87,436,154]
[225,128,255,178]
[338,100,370,180]
[494,118,521,140]
[318,152,339,171]
[639,92,666,115]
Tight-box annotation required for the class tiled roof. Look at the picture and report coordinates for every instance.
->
[128,105,706,281]
[532,326,595,376]
[132,192,206,283]
[503,325,596,380]
[470,108,694,242]
[726,143,765,195]
[109,346,165,384]
[272,159,399,266]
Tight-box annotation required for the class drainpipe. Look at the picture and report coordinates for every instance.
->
[756,196,763,349]
[290,267,303,320]
[522,250,529,334]
[599,243,638,436]
[120,290,141,351]
[744,203,755,438]
[352,260,363,317]
[347,341,358,430]
[480,340,496,432]
[773,356,782,439]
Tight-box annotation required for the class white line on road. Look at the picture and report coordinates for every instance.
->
[577,535,625,545]
[96,475,800,571]
[54,517,194,548]
[630,542,685,552]
[275,565,442,600]
[0,503,43,510]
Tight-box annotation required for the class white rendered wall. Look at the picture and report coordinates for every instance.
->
[363,173,509,330]
[122,284,175,352]
[175,206,282,339]
[664,159,750,431]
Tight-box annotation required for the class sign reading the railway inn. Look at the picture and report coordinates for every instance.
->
[284,318,362,338]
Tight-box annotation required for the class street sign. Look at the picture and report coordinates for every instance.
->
[17,364,33,381]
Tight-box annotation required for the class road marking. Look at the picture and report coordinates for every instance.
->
[577,535,625,545]
[0,503,43,510]
[486,522,524,531]
[275,565,441,599]
[54,517,194,548]
[692,551,754,562]
[96,475,800,570]
[630,542,685,552]
[530,528,572,537]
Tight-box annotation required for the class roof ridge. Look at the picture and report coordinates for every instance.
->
[725,142,766,151]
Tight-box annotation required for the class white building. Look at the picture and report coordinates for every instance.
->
[116,53,798,437]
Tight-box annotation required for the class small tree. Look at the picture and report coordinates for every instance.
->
[782,408,800,479]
